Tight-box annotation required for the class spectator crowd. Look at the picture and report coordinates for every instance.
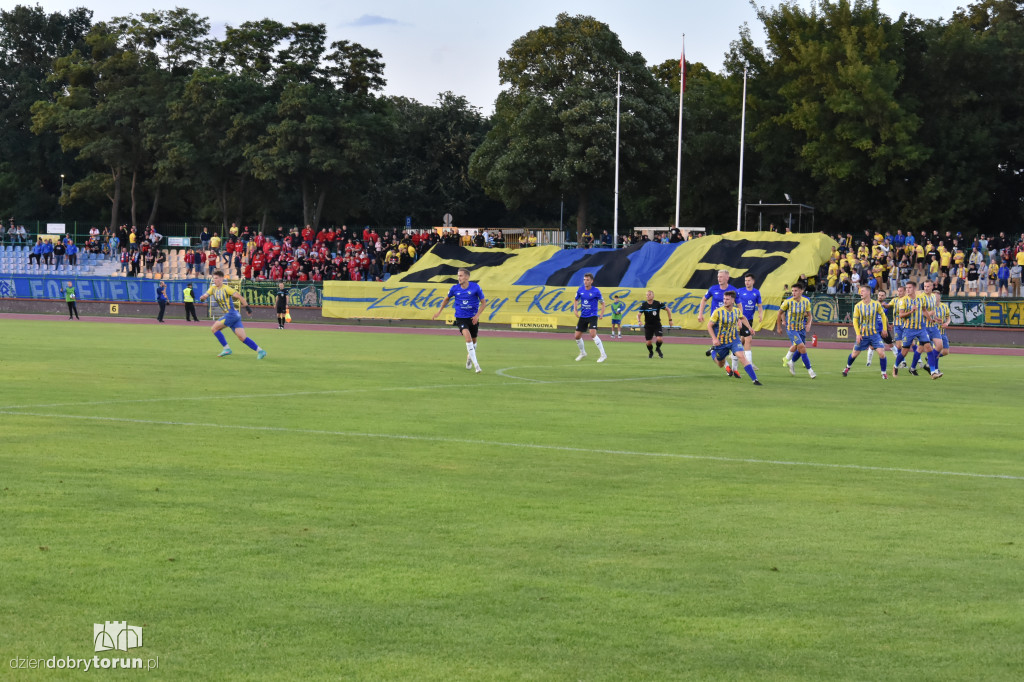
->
[818,229,1024,298]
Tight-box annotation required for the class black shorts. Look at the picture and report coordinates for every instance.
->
[739,326,752,338]
[276,302,287,314]
[454,317,479,337]
[576,316,598,333]
[881,331,893,345]
[643,324,663,340]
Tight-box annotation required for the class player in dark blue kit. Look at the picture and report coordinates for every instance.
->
[433,268,487,373]
[573,272,607,363]
[735,273,763,371]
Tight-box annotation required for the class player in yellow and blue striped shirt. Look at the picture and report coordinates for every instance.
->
[776,282,816,378]
[894,280,938,378]
[933,289,952,357]
[198,269,267,359]
[707,291,761,385]
[842,286,889,379]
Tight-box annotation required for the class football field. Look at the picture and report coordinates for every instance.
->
[2,317,1023,680]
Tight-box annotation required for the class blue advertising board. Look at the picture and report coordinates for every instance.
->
[0,276,208,302]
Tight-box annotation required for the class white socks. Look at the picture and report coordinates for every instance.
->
[576,338,586,353]
[593,336,606,356]
[466,342,479,369]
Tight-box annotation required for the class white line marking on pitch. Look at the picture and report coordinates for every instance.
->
[2,410,1022,482]
[0,372,690,410]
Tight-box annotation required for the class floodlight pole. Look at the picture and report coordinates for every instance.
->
[736,67,748,231]
[613,71,621,249]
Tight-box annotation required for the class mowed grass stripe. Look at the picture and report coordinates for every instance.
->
[4,408,1024,483]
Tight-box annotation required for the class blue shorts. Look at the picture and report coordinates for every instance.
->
[893,325,904,341]
[941,334,950,348]
[854,333,885,352]
[926,326,941,340]
[218,310,243,331]
[786,329,807,346]
[902,328,931,347]
[714,338,744,361]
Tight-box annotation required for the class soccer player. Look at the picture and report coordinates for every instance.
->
[707,291,761,385]
[275,282,289,329]
[887,285,906,367]
[735,273,764,370]
[198,270,267,359]
[609,294,626,338]
[572,272,607,363]
[698,269,739,361]
[777,282,816,378]
[432,267,487,373]
[636,290,674,358]
[920,280,945,371]
[697,269,739,323]
[933,289,952,357]
[843,285,889,379]
[894,280,939,378]
[865,289,892,366]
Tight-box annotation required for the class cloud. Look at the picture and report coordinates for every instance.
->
[346,15,403,27]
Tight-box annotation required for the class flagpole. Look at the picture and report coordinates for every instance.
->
[613,70,621,249]
[674,35,685,232]
[736,66,748,231]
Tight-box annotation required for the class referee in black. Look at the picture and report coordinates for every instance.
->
[636,289,673,358]
[275,282,289,329]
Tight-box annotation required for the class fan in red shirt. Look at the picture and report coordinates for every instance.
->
[269,263,283,280]
[206,251,218,270]
[347,257,361,281]
[357,251,371,280]
[252,253,265,277]
[301,225,314,247]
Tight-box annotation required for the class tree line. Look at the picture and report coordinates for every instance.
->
[1,1,1021,238]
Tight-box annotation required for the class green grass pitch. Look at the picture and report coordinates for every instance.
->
[2,318,1023,680]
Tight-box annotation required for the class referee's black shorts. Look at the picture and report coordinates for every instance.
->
[643,324,663,341]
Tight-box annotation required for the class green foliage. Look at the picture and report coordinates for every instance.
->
[470,13,674,236]
[6,2,1024,233]
[0,4,92,219]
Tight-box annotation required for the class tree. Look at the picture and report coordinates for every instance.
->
[0,4,91,220]
[470,13,674,237]
[751,0,928,230]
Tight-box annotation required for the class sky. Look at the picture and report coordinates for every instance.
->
[17,0,970,113]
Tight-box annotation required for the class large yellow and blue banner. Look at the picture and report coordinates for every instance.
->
[323,232,839,329]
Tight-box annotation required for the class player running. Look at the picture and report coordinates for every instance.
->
[636,290,674,358]
[699,269,739,362]
[894,280,940,378]
[777,282,816,378]
[707,290,761,385]
[572,273,607,363]
[735,273,764,370]
[432,267,487,373]
[199,269,267,359]
[842,285,889,379]
[933,289,952,357]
